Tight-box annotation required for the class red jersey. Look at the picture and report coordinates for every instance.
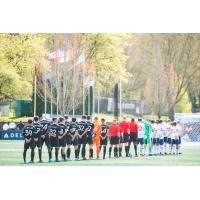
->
[129,122,138,133]
[119,121,129,133]
[109,124,120,137]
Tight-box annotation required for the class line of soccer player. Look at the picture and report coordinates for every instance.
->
[22,115,182,163]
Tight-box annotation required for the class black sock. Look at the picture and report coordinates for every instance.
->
[23,150,27,162]
[99,146,102,152]
[89,148,93,158]
[116,147,118,157]
[31,149,35,162]
[114,147,118,157]
[125,146,128,156]
[48,149,52,160]
[119,147,122,156]
[82,145,86,158]
[103,146,106,159]
[134,144,138,155]
[67,148,71,159]
[109,147,112,157]
[38,149,42,161]
[127,145,130,154]
[77,145,81,157]
[75,149,78,158]
[55,148,59,161]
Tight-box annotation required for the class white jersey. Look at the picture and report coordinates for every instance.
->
[176,124,182,137]
[138,122,145,138]
[165,123,171,138]
[152,123,158,138]
[157,124,164,139]
[171,126,179,139]
[162,122,167,137]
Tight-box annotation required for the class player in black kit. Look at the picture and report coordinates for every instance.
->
[23,119,36,163]
[58,117,67,161]
[48,118,61,162]
[33,116,43,162]
[86,116,94,159]
[64,115,71,160]
[39,117,51,161]
[77,115,88,160]
[69,117,79,160]
[100,118,108,159]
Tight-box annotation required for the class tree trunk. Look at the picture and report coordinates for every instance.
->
[168,106,175,121]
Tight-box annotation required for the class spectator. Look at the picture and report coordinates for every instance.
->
[3,123,9,131]
[9,121,16,130]
[17,121,24,130]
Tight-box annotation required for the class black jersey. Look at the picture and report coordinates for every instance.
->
[69,122,78,135]
[86,121,94,136]
[59,123,66,136]
[101,124,108,137]
[39,120,50,135]
[23,125,35,139]
[49,123,61,139]
[33,122,43,138]
[77,121,88,135]
[65,121,71,134]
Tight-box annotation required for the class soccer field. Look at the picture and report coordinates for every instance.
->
[0,140,200,166]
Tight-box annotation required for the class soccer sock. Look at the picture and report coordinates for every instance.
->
[55,148,59,160]
[127,145,130,154]
[140,146,144,155]
[23,150,27,162]
[119,147,122,156]
[109,147,112,158]
[82,145,86,158]
[67,148,71,159]
[31,149,35,162]
[62,149,66,160]
[103,146,106,159]
[38,148,42,161]
[125,146,128,156]
[77,145,81,157]
[75,149,78,158]
[48,149,52,160]
[116,147,118,157]
[99,146,102,152]
[160,145,163,154]
[148,144,152,154]
[89,148,93,158]
[134,144,137,155]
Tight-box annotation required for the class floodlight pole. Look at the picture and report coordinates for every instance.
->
[119,77,122,119]
[44,77,47,119]
[34,74,37,117]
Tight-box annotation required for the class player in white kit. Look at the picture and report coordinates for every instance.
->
[152,120,159,155]
[158,120,164,155]
[137,119,145,156]
[176,121,182,154]
[171,122,179,154]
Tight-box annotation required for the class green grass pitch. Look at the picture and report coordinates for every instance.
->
[0,140,200,166]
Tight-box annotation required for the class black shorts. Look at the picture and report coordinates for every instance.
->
[66,135,72,145]
[87,136,93,145]
[24,139,35,150]
[59,136,67,147]
[40,135,50,147]
[129,133,138,143]
[123,133,130,143]
[110,136,119,145]
[71,135,79,146]
[78,135,87,145]
[100,137,108,145]
[50,137,59,148]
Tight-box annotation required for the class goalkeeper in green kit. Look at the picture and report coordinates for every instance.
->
[144,120,153,156]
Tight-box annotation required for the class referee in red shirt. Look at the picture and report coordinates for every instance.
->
[119,117,130,157]
[129,118,138,157]
[108,119,120,158]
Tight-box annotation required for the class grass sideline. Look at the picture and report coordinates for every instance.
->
[0,140,199,166]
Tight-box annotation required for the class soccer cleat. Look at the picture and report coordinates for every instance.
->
[48,159,53,163]
[148,154,153,156]
[75,158,79,161]
[135,154,138,157]
[83,157,87,160]
[96,156,100,160]
[28,160,35,164]
[55,159,60,162]
[38,160,43,163]
[179,152,182,154]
